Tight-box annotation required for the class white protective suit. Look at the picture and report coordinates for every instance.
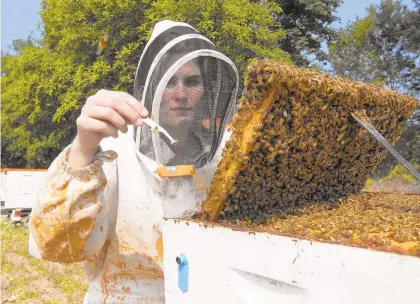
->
[29,20,239,303]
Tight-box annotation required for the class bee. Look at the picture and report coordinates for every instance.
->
[96,33,109,55]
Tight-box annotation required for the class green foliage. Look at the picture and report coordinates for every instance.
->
[1,46,76,168]
[142,0,290,72]
[328,15,379,83]
[274,0,342,66]
[329,0,420,95]
[374,123,420,177]
[40,0,150,91]
[379,164,419,185]
[364,162,419,192]
[364,177,374,191]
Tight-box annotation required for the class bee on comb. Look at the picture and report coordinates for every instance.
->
[200,59,417,224]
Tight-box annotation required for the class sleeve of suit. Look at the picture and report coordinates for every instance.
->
[28,145,118,263]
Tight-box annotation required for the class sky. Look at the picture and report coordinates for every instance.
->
[0,0,417,53]
[1,0,43,52]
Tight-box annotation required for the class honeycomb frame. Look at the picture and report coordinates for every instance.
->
[200,59,418,222]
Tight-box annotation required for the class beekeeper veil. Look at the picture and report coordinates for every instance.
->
[133,20,239,169]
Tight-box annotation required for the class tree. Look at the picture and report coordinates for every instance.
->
[329,0,420,95]
[1,46,77,168]
[328,14,379,83]
[142,0,291,72]
[273,0,342,66]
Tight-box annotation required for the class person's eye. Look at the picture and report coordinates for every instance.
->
[185,76,202,87]
[167,77,177,88]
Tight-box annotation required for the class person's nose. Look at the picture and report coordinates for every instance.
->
[173,81,187,101]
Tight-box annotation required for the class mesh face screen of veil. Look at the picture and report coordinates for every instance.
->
[132,20,239,168]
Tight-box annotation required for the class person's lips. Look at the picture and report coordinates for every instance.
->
[172,107,192,115]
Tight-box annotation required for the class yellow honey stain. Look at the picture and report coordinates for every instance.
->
[122,285,131,293]
[118,240,134,253]
[155,237,164,261]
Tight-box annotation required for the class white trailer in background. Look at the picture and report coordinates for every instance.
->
[1,168,47,223]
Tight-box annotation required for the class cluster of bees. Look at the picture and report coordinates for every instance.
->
[200,59,418,223]
[220,193,420,257]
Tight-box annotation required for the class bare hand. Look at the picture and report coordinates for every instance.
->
[69,89,148,167]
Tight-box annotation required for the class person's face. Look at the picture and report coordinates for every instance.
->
[160,61,204,128]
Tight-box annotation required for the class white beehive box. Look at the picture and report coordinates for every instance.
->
[162,219,420,304]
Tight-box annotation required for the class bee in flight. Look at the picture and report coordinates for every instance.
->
[96,33,109,56]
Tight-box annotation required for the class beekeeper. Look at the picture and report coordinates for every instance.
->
[29,20,239,303]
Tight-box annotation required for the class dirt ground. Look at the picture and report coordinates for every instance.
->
[1,216,88,303]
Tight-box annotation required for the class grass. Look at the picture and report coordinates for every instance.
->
[55,269,88,295]
[1,216,88,303]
